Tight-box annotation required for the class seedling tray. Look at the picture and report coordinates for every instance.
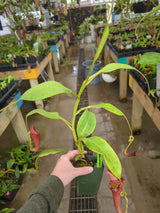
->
[0,82,17,109]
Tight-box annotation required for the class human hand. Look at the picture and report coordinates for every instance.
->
[50,150,93,187]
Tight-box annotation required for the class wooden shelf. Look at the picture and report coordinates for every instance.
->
[129,74,160,131]
[0,52,54,109]
[0,91,29,144]
[0,52,52,80]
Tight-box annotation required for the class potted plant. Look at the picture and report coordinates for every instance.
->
[6,141,42,178]
[0,167,21,204]
[0,76,17,110]
[5,22,143,213]
[78,17,92,43]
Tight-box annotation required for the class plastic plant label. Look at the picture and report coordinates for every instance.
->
[24,68,39,79]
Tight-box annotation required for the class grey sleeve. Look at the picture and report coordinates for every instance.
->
[17,175,64,213]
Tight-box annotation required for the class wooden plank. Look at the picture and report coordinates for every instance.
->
[131,93,144,132]
[37,52,52,74]
[64,34,67,50]
[64,34,69,49]
[52,51,59,73]
[0,53,52,80]
[61,40,66,56]
[107,45,118,62]
[56,40,61,49]
[46,61,55,81]
[67,33,70,43]
[11,110,29,144]
[129,74,160,131]
[0,100,20,136]
[119,69,128,100]
[0,70,25,80]
[59,43,64,63]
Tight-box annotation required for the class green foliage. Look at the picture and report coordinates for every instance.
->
[0,179,20,197]
[0,167,20,199]
[6,141,40,177]
[19,21,138,179]
[77,110,96,138]
[82,136,122,179]
[21,81,73,101]
[138,52,160,65]
[24,33,37,50]
[0,208,15,213]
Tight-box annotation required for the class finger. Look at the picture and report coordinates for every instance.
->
[74,166,93,178]
[65,150,87,160]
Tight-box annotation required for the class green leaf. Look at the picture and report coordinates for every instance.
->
[82,136,122,179]
[93,24,109,63]
[15,166,20,179]
[99,63,137,74]
[90,103,124,116]
[27,109,61,119]
[138,52,160,65]
[35,149,66,170]
[22,163,28,174]
[9,184,20,192]
[7,159,15,169]
[26,109,72,130]
[87,63,138,85]
[77,110,96,138]
[21,81,73,101]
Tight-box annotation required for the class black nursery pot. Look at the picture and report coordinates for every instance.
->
[76,155,104,196]
[27,56,37,63]
[14,56,25,65]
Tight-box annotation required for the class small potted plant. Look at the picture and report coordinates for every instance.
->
[6,141,43,178]
[0,167,21,203]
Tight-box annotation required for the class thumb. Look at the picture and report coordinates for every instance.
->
[74,166,93,178]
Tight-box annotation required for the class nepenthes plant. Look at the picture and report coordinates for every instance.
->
[17,23,143,213]
[0,4,152,212]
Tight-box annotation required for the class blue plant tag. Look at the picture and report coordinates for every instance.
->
[51,45,57,52]
[117,57,127,64]
[15,91,23,109]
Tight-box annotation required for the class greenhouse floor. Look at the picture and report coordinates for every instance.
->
[1,41,160,213]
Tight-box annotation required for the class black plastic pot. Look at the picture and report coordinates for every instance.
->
[47,39,58,46]
[14,56,26,65]
[27,56,37,68]
[0,63,13,71]
[0,82,17,110]
[76,155,104,196]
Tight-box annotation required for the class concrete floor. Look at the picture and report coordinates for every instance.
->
[0,42,160,213]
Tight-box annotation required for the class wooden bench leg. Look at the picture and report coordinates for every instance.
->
[11,110,29,144]
[52,51,59,73]
[68,34,70,43]
[66,36,69,48]
[131,93,143,133]
[119,69,128,100]
[29,79,44,109]
[46,61,55,81]
[59,45,64,63]
[61,40,66,57]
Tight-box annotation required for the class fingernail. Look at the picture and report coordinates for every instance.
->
[88,167,93,172]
